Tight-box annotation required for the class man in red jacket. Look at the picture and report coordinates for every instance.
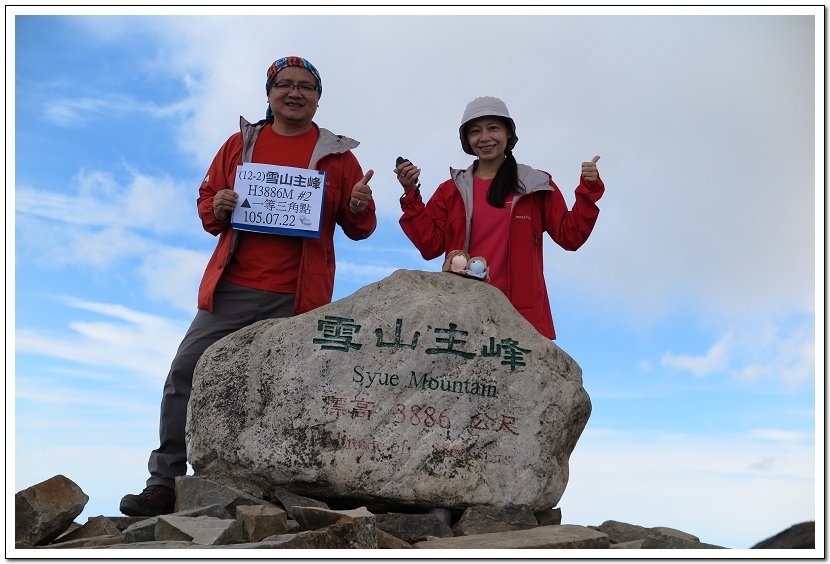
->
[120,56,377,516]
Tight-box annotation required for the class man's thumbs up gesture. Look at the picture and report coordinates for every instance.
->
[350,170,374,214]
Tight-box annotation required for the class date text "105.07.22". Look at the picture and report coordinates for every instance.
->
[241,210,296,227]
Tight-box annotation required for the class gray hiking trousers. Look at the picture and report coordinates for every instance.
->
[147,279,294,489]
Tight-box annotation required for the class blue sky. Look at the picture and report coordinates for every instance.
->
[9,7,822,552]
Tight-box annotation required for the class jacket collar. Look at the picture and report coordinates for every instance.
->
[450,162,553,196]
[238,116,359,168]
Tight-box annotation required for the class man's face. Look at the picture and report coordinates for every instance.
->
[267,67,320,127]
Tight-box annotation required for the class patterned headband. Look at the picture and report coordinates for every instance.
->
[266,56,322,97]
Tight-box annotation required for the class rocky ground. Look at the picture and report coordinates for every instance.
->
[14,474,816,551]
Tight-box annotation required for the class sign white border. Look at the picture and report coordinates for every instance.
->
[231,162,326,238]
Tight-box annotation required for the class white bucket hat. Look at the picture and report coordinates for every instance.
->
[459,96,518,156]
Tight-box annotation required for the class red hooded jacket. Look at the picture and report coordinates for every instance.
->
[399,163,603,339]
[196,117,376,315]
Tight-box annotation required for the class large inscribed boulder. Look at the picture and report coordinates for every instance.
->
[187,269,591,511]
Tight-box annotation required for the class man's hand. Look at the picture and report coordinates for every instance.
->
[213,189,239,221]
[350,170,374,214]
[581,155,601,182]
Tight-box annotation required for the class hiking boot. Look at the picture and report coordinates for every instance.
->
[119,485,175,517]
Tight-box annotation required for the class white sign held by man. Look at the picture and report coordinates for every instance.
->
[231,162,326,238]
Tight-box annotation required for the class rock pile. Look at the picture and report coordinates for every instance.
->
[15,474,816,550]
[751,521,817,550]
[16,474,727,550]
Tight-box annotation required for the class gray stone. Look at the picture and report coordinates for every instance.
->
[51,515,121,543]
[751,521,815,549]
[52,522,81,542]
[236,504,289,541]
[121,517,158,544]
[610,539,645,549]
[375,512,454,543]
[90,540,199,549]
[155,515,244,546]
[452,504,538,535]
[534,507,562,526]
[640,532,725,549]
[175,475,271,514]
[107,516,148,531]
[291,505,374,531]
[248,518,377,549]
[428,507,453,526]
[414,524,610,549]
[649,526,699,541]
[269,486,329,519]
[188,269,591,511]
[15,475,89,546]
[122,504,230,543]
[44,534,124,548]
[595,519,652,543]
[377,528,413,549]
[154,517,195,543]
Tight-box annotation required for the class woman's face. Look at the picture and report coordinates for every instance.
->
[267,67,320,127]
[465,117,510,163]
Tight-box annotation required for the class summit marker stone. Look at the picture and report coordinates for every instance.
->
[187,269,591,511]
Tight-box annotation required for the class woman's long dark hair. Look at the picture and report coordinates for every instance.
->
[485,148,520,208]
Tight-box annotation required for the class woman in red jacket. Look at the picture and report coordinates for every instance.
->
[395,96,604,340]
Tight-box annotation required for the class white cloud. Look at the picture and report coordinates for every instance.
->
[137,247,209,312]
[15,297,189,384]
[335,261,401,283]
[44,95,190,127]
[526,17,816,323]
[30,365,119,383]
[662,332,732,377]
[16,163,210,309]
[15,381,155,413]
[660,320,815,388]
[16,217,205,313]
[747,456,781,472]
[44,97,110,127]
[750,429,813,442]
[733,329,816,389]
[17,166,199,236]
[61,296,167,326]
[17,220,153,269]
[51,14,816,326]
[560,427,816,549]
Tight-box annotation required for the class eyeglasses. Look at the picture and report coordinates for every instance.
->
[270,80,319,94]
